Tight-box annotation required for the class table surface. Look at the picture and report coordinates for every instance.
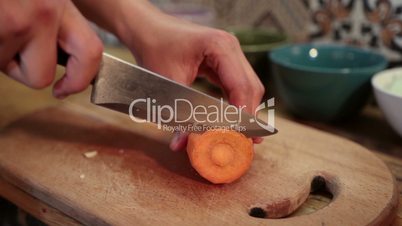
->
[0,46,401,225]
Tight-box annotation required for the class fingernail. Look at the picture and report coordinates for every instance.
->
[169,133,180,151]
[53,87,68,99]
[56,94,68,99]
[54,92,68,99]
[253,137,264,144]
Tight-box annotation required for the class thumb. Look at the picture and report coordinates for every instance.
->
[53,1,102,98]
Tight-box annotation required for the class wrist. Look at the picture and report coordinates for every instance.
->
[115,1,167,53]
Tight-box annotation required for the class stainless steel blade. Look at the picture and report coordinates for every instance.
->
[91,53,277,137]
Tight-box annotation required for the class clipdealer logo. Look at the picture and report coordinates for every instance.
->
[128,98,275,133]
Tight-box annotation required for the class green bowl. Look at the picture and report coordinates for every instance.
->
[270,43,388,121]
[229,29,287,89]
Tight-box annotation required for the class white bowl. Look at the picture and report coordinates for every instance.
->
[372,68,402,137]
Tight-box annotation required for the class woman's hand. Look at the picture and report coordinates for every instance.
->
[122,11,265,150]
[74,0,266,150]
[0,0,103,98]
[128,17,265,113]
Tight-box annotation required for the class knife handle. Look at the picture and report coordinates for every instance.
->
[57,46,69,67]
[57,46,96,85]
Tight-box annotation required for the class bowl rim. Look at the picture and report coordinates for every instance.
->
[227,28,288,52]
[270,43,388,74]
[372,67,402,99]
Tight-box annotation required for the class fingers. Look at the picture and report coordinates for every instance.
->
[253,137,264,144]
[6,28,58,89]
[202,30,265,113]
[202,30,265,144]
[0,0,61,88]
[54,1,103,98]
[0,0,101,97]
[169,132,189,151]
[0,0,31,68]
[0,37,25,70]
[238,55,265,111]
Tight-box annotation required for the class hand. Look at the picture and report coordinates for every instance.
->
[72,0,265,150]
[0,0,103,98]
[124,15,265,150]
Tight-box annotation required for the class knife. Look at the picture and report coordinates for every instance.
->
[58,51,277,137]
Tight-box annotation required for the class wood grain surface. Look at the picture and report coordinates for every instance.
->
[0,47,400,225]
[0,177,80,226]
[0,102,397,226]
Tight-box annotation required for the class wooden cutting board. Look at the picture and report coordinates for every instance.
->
[0,104,397,226]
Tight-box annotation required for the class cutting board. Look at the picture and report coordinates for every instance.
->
[0,104,397,226]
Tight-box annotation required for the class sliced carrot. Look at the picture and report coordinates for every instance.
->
[186,129,253,184]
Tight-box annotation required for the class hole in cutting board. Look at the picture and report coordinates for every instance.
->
[249,207,267,218]
[290,176,334,216]
[248,176,333,219]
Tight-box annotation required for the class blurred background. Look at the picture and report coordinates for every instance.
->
[93,0,402,206]
[2,0,402,225]
[99,0,402,63]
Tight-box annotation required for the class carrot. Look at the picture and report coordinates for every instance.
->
[186,129,254,184]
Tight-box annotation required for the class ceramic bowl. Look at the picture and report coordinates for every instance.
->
[270,43,388,121]
[372,68,402,137]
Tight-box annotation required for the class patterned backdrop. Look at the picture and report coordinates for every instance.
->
[306,0,402,62]
[151,0,402,62]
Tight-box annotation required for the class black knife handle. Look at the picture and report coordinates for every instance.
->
[57,46,96,85]
[57,46,69,67]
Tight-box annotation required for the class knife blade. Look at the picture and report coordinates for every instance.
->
[59,52,277,137]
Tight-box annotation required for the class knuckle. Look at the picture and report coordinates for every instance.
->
[13,23,30,37]
[252,85,265,101]
[257,81,265,97]
[84,36,103,65]
[5,16,30,37]
[226,33,240,46]
[248,85,259,98]
[210,30,240,50]
[35,0,58,21]
[217,30,239,45]
[244,81,263,101]
[91,38,104,61]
